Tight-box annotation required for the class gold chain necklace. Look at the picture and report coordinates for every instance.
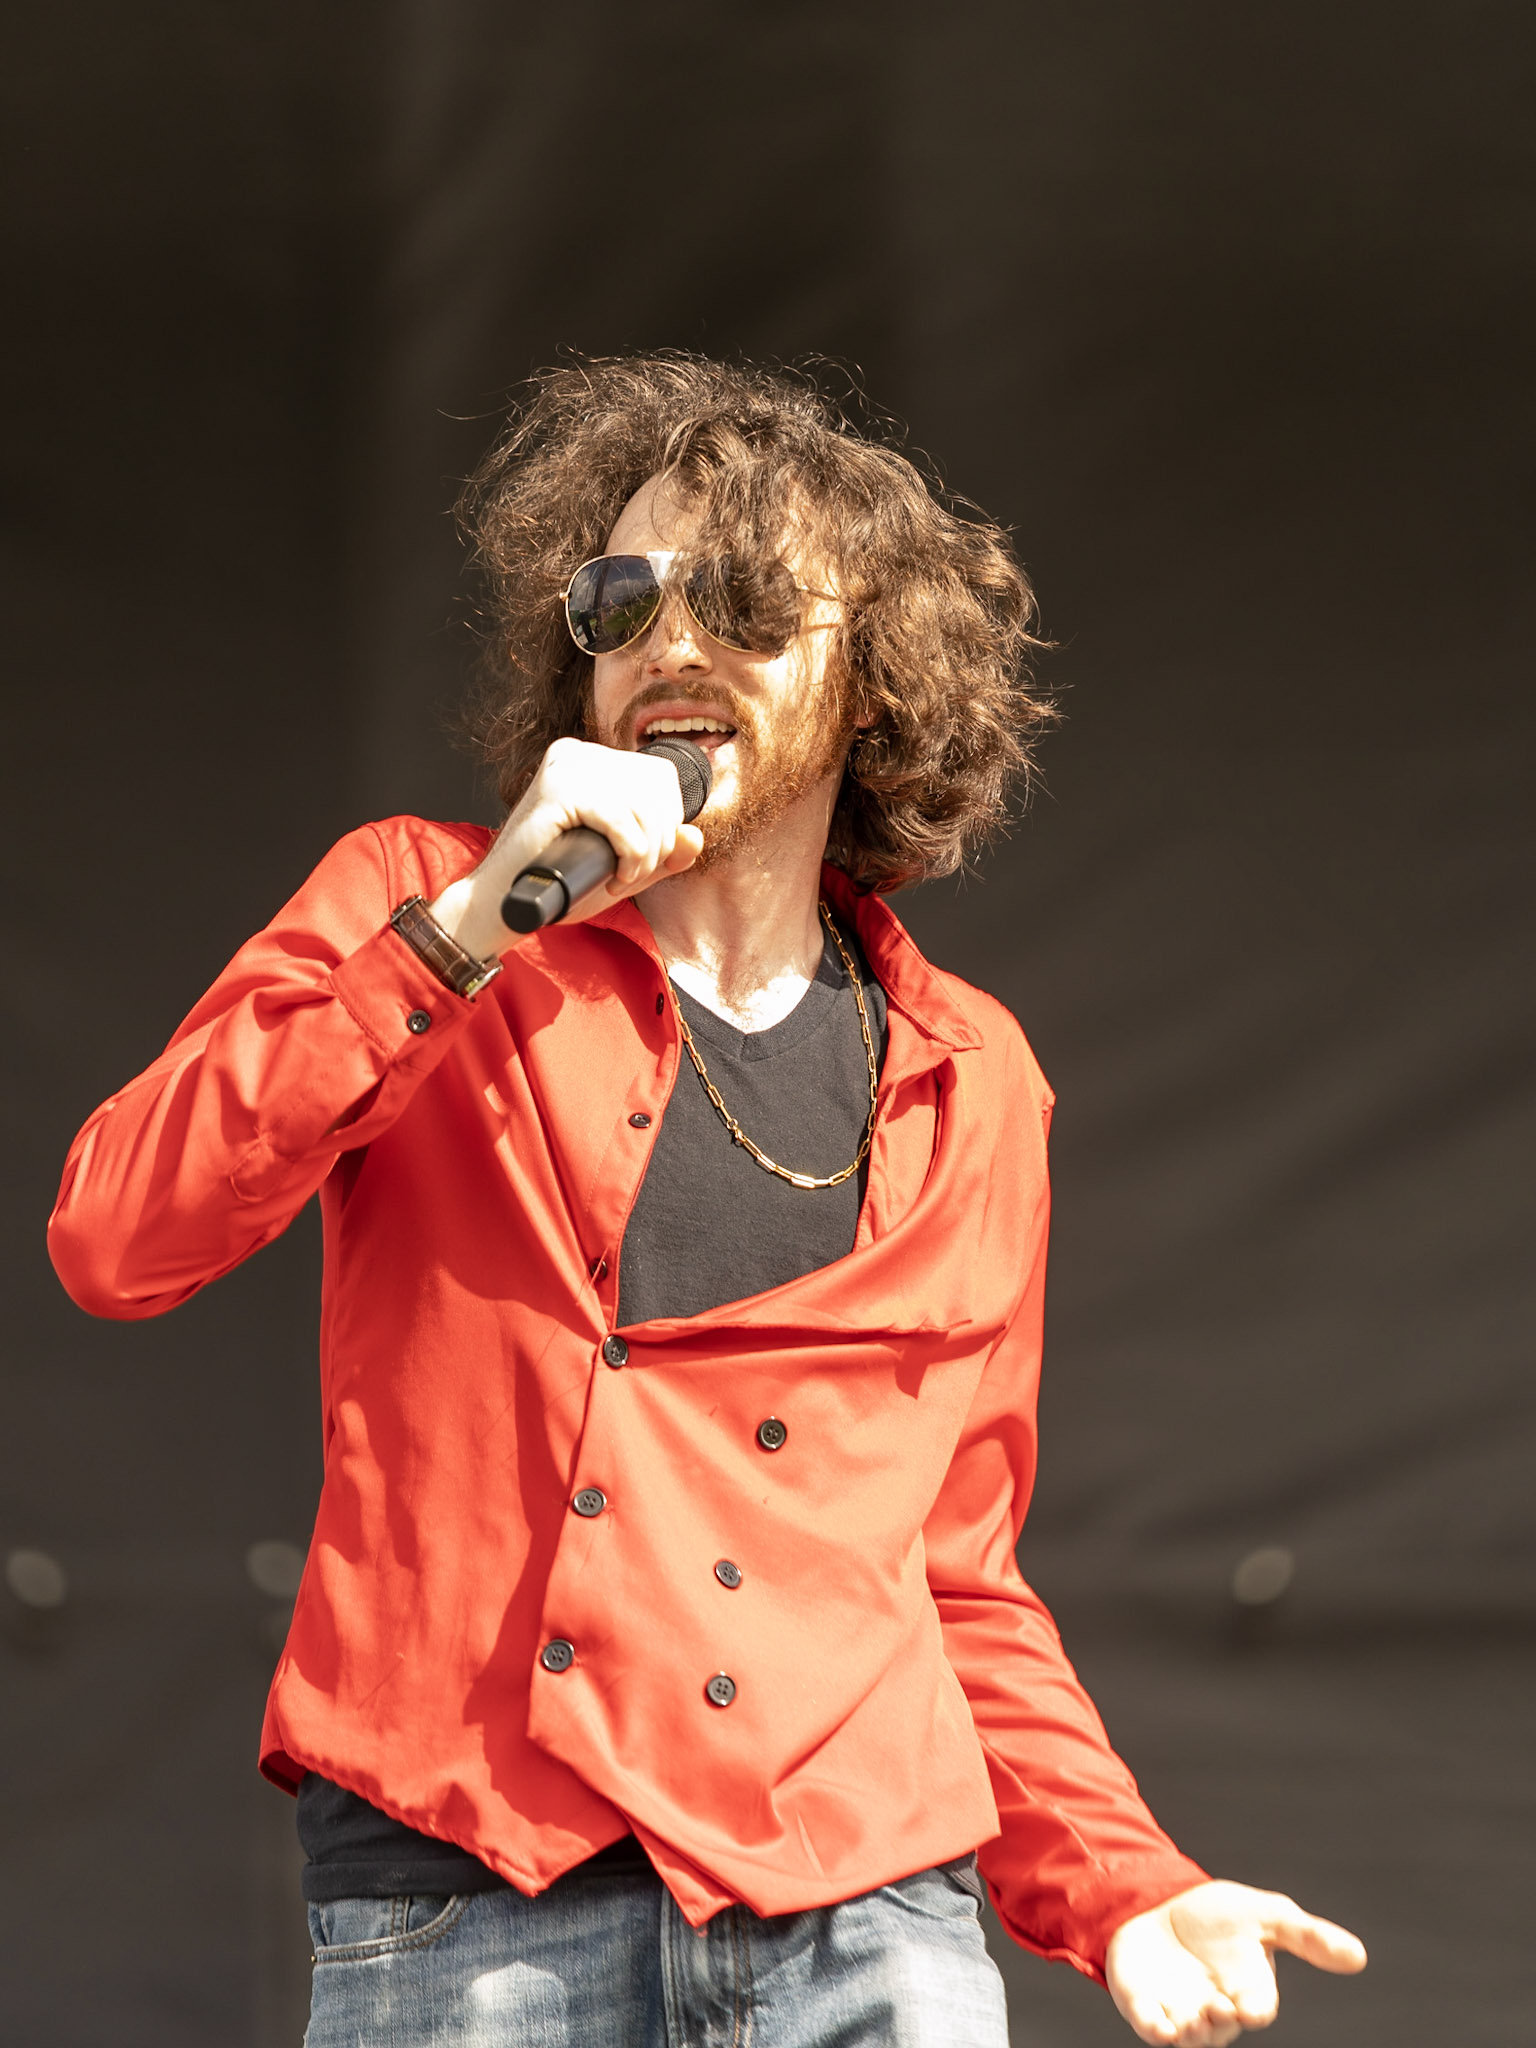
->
[665,900,879,1190]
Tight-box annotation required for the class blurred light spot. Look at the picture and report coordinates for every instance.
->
[246,1539,306,1600]
[1232,1545,1295,1606]
[6,1548,68,1609]
[469,1960,569,2021]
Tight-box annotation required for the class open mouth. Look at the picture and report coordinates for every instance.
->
[637,713,738,757]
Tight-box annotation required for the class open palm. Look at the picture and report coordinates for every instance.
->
[1105,1880,1367,2046]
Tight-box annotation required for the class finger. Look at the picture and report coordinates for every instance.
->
[1195,1934,1278,2031]
[1221,1960,1279,2029]
[625,760,690,885]
[635,801,671,884]
[603,808,658,890]
[570,805,641,884]
[1265,1903,1368,1975]
[1166,1992,1239,2047]
[660,825,705,874]
[1113,1989,1178,2045]
[633,751,686,841]
[612,819,703,895]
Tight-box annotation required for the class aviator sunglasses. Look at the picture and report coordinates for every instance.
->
[563,550,806,659]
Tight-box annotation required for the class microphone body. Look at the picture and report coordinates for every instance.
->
[500,738,713,935]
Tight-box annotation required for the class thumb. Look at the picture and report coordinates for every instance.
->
[1266,1901,1368,1975]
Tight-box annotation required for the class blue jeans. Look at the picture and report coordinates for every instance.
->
[304,1855,1009,2047]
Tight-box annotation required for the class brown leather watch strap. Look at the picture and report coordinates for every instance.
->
[389,897,503,1000]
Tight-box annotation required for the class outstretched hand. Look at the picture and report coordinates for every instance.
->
[1105,1880,1366,2046]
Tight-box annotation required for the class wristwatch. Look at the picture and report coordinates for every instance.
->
[389,897,503,999]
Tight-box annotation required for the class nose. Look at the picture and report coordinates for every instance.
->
[640,591,710,675]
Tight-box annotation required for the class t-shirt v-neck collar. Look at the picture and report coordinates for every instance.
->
[669,925,861,1064]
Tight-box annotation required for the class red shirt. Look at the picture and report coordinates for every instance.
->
[48,817,1206,1979]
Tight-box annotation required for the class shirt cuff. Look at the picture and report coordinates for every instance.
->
[328,919,484,1058]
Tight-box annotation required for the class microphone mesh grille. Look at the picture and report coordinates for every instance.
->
[639,737,713,822]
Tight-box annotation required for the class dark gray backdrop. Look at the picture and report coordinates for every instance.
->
[5,5,1532,2043]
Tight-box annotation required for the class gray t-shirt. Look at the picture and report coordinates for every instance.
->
[617,916,888,1326]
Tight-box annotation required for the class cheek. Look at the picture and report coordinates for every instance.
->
[587,658,630,738]
[769,641,839,737]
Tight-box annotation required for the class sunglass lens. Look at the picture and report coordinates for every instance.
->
[684,557,800,656]
[566,556,663,654]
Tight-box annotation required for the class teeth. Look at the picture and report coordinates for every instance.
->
[643,716,733,736]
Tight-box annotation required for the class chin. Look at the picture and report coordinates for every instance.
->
[691,815,749,873]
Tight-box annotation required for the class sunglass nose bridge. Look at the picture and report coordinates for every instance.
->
[636,561,706,658]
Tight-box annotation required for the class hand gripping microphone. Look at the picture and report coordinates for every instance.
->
[499,737,714,935]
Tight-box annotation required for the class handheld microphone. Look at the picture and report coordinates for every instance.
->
[499,738,713,935]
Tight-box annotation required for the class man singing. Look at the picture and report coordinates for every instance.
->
[49,356,1365,2047]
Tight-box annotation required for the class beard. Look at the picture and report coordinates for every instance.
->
[692,696,854,871]
[588,675,855,870]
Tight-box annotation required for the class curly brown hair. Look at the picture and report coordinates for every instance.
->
[459,355,1052,893]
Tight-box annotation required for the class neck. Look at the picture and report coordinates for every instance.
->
[640,790,833,1032]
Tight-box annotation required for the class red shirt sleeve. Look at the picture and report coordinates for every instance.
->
[48,820,483,1318]
[922,1024,1207,1981]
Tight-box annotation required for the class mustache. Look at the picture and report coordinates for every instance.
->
[612,681,755,744]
